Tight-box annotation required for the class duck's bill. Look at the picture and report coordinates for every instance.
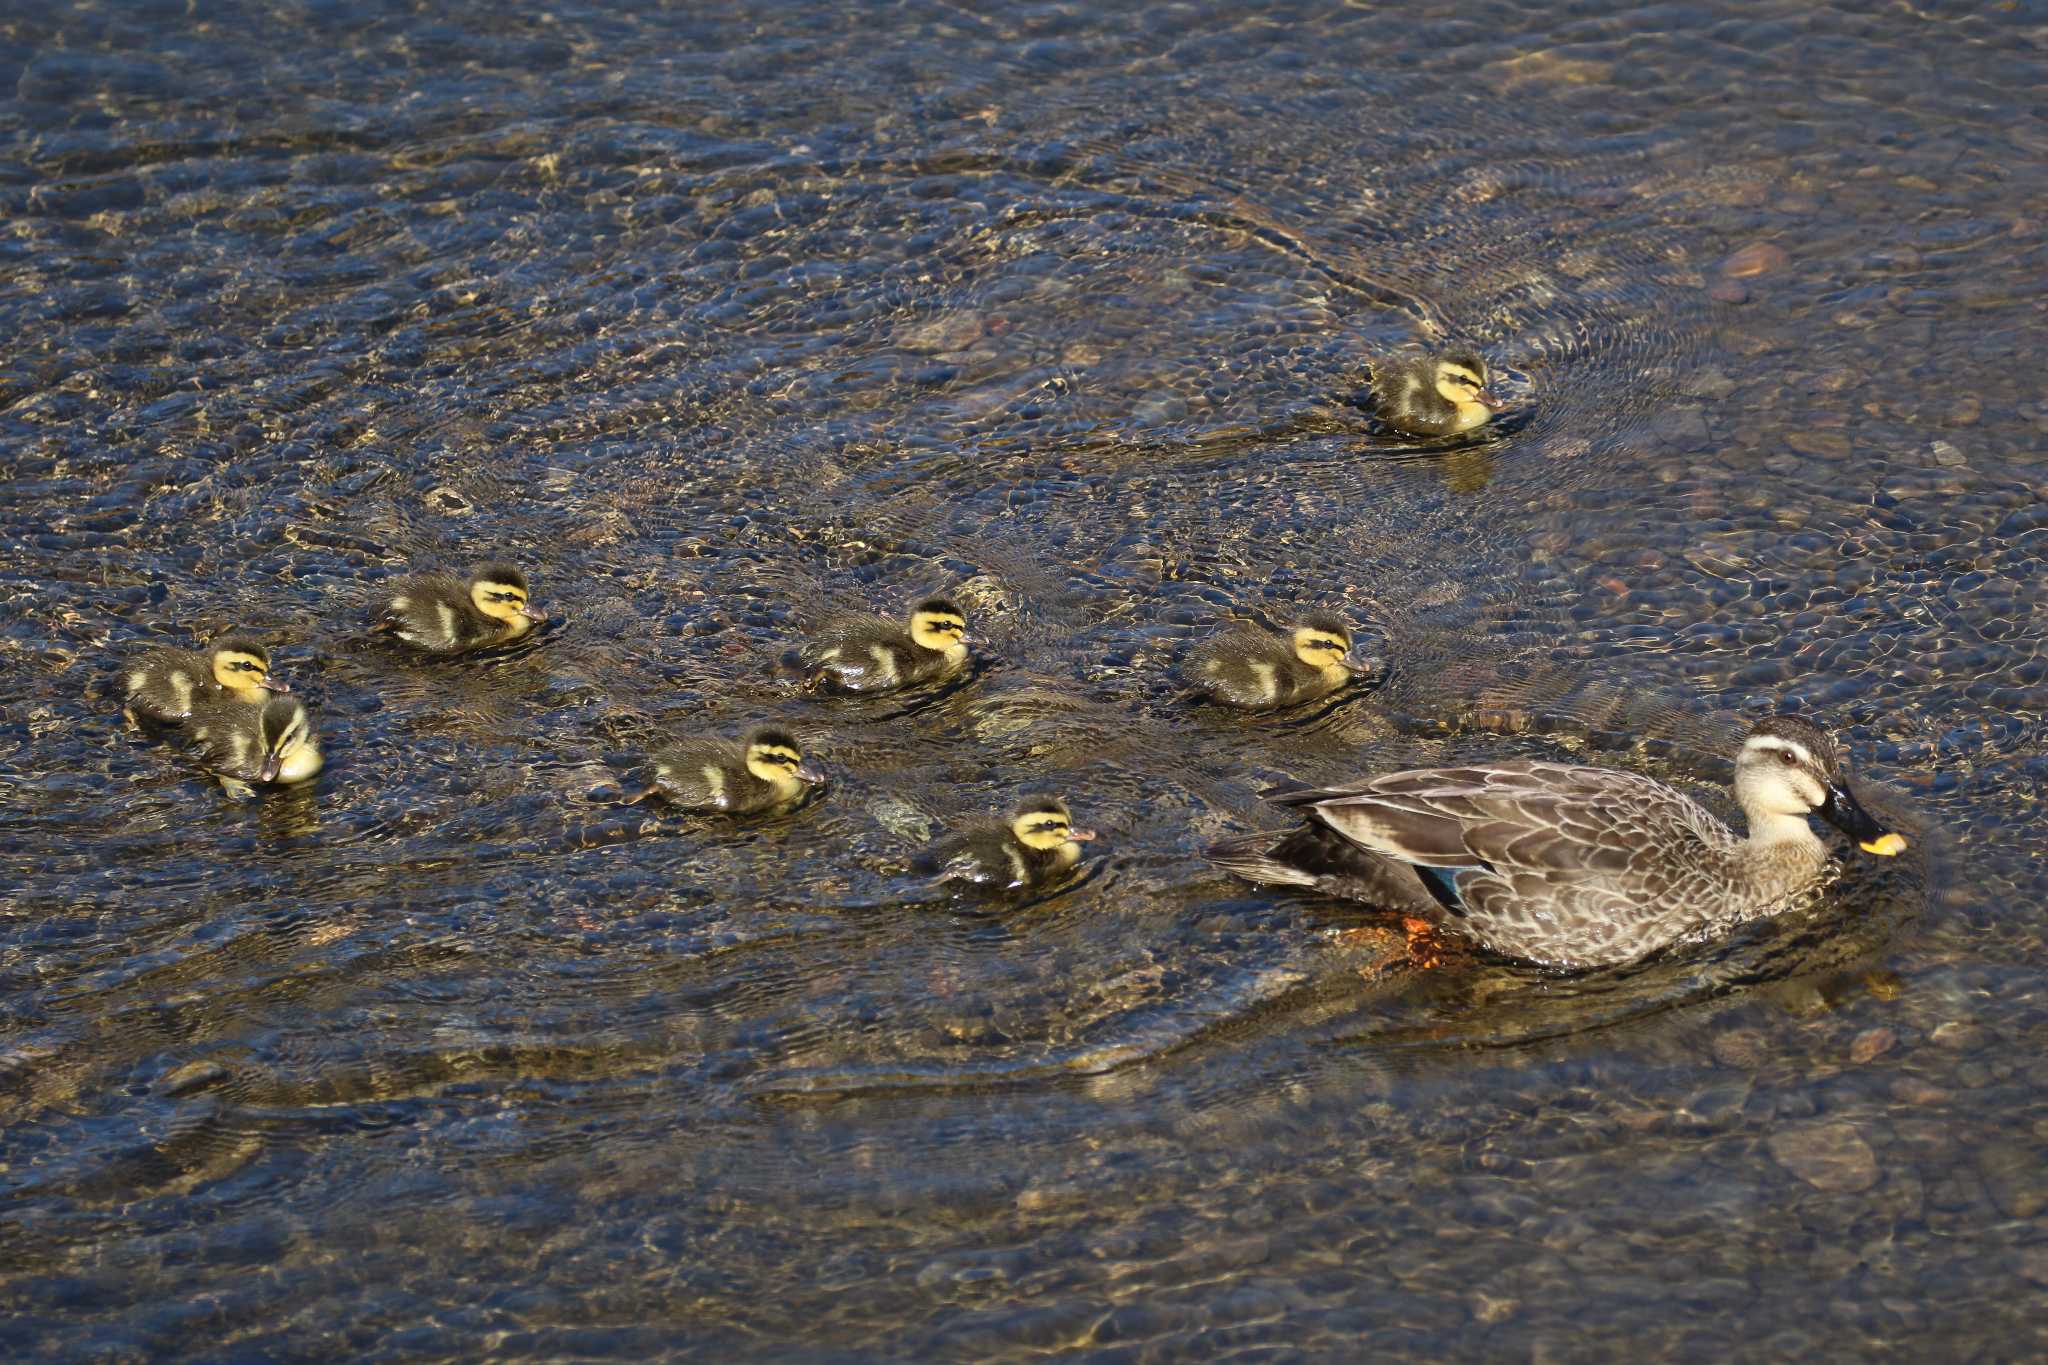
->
[258,754,283,783]
[1068,828,1099,842]
[518,606,547,623]
[795,763,828,785]
[1474,389,1506,411]
[261,675,291,693]
[1820,782,1906,855]
[1344,653,1384,677]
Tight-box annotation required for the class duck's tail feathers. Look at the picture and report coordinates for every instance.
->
[1210,823,1446,917]
[1206,829,1327,890]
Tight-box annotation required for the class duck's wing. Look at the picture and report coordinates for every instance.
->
[917,824,1021,887]
[1184,624,1291,701]
[1290,762,1711,875]
[1186,622,1276,661]
[186,701,264,782]
[649,737,745,807]
[801,610,894,647]
[796,613,886,666]
[371,574,466,635]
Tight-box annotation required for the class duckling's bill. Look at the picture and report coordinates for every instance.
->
[1860,832,1908,857]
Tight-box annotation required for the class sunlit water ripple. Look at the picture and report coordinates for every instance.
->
[1,0,2044,1357]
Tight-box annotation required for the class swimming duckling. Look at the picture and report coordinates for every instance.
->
[1209,714,1907,970]
[124,637,288,724]
[371,563,545,654]
[792,597,970,695]
[1370,350,1504,437]
[632,726,825,814]
[921,796,1098,891]
[1185,612,1375,709]
[188,695,324,790]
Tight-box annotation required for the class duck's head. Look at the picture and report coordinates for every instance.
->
[469,564,545,631]
[1736,715,1905,856]
[1434,351,1505,425]
[908,597,970,654]
[744,726,826,788]
[1289,611,1373,677]
[1009,795,1097,852]
[210,637,286,694]
[256,696,317,784]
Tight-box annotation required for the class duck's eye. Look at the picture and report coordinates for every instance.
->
[1778,749,1799,766]
[1032,820,1067,835]
[236,661,261,672]
[1312,638,1343,653]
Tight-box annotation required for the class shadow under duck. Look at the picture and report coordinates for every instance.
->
[372,563,546,654]
[1210,715,1907,970]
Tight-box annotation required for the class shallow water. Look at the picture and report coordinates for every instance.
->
[2,0,2045,1357]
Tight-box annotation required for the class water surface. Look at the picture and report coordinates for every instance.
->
[2,0,2045,1358]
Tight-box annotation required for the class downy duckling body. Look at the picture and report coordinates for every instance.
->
[1209,715,1907,970]
[188,695,324,789]
[921,796,1098,891]
[124,637,287,724]
[636,726,825,814]
[1370,351,1504,437]
[1186,612,1374,709]
[373,564,545,654]
[794,597,970,695]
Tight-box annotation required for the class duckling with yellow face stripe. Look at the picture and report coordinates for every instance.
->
[372,563,546,654]
[1186,612,1375,710]
[1370,350,1505,437]
[124,637,288,724]
[188,695,324,792]
[794,597,970,695]
[634,726,825,814]
[921,796,1099,891]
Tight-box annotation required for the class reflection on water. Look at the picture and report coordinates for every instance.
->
[2,0,2044,1357]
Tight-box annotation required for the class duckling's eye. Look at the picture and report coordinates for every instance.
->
[235,661,261,672]
[1033,820,1067,835]
[1778,749,1799,766]
[1311,638,1342,653]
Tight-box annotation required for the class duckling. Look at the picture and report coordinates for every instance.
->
[1185,611,1375,709]
[632,725,825,814]
[188,695,324,790]
[371,563,545,654]
[920,796,1098,891]
[1370,350,1504,436]
[792,597,970,695]
[124,637,288,724]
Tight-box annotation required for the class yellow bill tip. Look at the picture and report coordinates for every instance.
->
[1859,832,1907,857]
